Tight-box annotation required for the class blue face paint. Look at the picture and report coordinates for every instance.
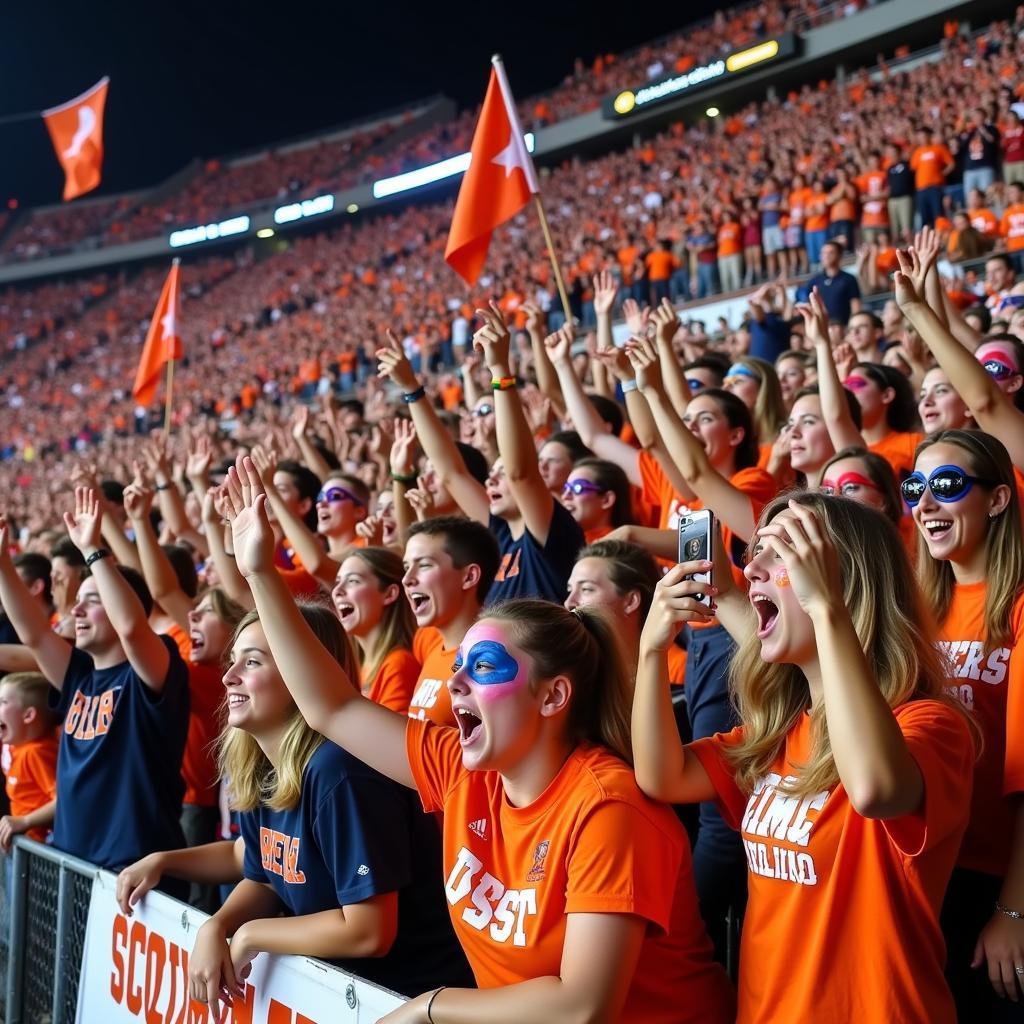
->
[457,639,521,686]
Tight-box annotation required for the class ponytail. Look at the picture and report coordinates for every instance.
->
[487,600,634,764]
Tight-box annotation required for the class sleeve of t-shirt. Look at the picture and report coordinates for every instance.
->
[313,775,413,905]
[373,651,421,714]
[240,811,270,884]
[688,727,750,829]
[405,717,466,814]
[138,634,190,710]
[565,799,682,935]
[638,448,675,513]
[25,743,58,801]
[50,646,97,718]
[1002,600,1024,796]
[539,499,584,557]
[883,700,975,858]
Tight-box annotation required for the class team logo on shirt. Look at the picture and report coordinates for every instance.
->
[408,677,443,717]
[526,840,549,882]
[259,826,306,884]
[444,846,538,946]
[936,639,1010,711]
[468,818,488,840]
[740,773,829,887]
[64,686,120,741]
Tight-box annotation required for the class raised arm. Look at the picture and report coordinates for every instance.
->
[222,457,413,788]
[377,331,489,524]
[290,404,333,484]
[633,564,719,804]
[522,302,567,414]
[201,488,253,609]
[591,274,617,399]
[651,297,695,414]
[801,289,865,451]
[0,517,71,686]
[388,418,419,545]
[895,261,1024,468]
[475,303,555,544]
[628,336,759,542]
[123,478,194,632]
[142,437,206,554]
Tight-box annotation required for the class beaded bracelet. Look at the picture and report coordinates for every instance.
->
[491,376,518,391]
[402,385,426,404]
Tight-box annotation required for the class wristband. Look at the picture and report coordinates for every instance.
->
[390,471,417,485]
[426,987,446,1023]
[155,482,171,492]
[402,385,426,404]
[85,548,111,568]
[621,379,639,394]
[491,376,518,391]
[996,902,1024,920]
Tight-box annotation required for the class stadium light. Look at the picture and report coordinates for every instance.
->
[372,133,536,200]
[256,228,275,238]
[706,107,720,118]
[347,203,359,213]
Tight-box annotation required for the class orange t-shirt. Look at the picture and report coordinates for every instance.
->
[868,431,924,480]
[3,736,58,842]
[805,192,829,233]
[937,584,1024,876]
[645,250,678,282]
[364,647,421,714]
[970,208,998,236]
[999,203,1024,250]
[408,627,458,727]
[788,187,812,226]
[854,171,889,227]
[167,624,223,808]
[717,223,742,258]
[910,144,954,189]
[692,700,973,1024]
[406,720,734,1022]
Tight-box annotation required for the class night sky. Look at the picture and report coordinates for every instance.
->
[2,1,701,208]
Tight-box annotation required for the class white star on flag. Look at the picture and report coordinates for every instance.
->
[492,131,530,179]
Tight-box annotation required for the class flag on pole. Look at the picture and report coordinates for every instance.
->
[133,261,183,408]
[42,77,109,201]
[445,57,539,286]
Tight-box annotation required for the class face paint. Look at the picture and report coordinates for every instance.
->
[454,623,531,699]
[774,567,791,588]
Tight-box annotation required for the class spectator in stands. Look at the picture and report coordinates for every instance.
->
[646,239,679,306]
[0,492,190,881]
[740,195,763,286]
[957,107,1001,199]
[803,241,862,326]
[759,176,786,278]
[690,221,720,299]
[911,126,956,229]
[717,209,743,294]
[986,254,1017,310]
[804,178,831,268]
[826,165,858,252]
[224,456,734,1022]
[856,152,890,244]
[1002,109,1024,185]
[998,181,1024,258]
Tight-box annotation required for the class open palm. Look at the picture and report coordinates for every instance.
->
[221,456,276,578]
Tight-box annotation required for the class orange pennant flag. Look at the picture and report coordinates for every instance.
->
[42,77,109,202]
[133,261,183,408]
[445,58,539,286]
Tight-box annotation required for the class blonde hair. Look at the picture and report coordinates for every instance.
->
[342,547,415,689]
[485,600,633,764]
[726,491,970,797]
[218,602,358,812]
[914,430,1024,649]
[0,672,57,725]
[734,355,788,441]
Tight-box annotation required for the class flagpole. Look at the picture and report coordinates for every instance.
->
[533,195,572,325]
[163,256,181,434]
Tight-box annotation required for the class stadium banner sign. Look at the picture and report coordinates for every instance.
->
[75,870,404,1023]
[169,215,251,248]
[274,193,335,224]
[602,33,799,120]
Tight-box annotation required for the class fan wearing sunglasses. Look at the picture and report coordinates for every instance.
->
[561,458,634,545]
[910,429,1024,1019]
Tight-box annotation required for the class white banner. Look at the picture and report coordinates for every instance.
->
[76,870,405,1023]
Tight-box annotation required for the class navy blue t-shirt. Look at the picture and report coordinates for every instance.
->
[50,635,189,868]
[0,615,19,645]
[240,741,470,996]
[748,311,791,363]
[486,500,583,605]
[802,270,861,325]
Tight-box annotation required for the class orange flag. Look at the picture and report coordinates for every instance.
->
[133,261,183,408]
[42,77,109,201]
[445,57,539,286]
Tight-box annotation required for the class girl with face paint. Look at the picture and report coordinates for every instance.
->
[909,430,1024,1019]
[221,456,734,1024]
[634,491,977,1024]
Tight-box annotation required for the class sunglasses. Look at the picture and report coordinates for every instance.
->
[563,479,608,497]
[473,404,494,418]
[820,471,879,496]
[316,486,365,507]
[900,464,997,507]
[981,358,1017,381]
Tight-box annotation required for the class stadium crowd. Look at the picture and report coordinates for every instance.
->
[4,8,1024,1024]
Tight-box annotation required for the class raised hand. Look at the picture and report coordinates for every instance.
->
[291,403,310,441]
[405,479,435,522]
[0,514,13,571]
[521,301,546,336]
[795,287,830,348]
[593,269,618,317]
[355,513,385,546]
[115,854,164,916]
[833,342,856,382]
[63,487,104,553]
[122,475,155,523]
[521,385,553,433]
[755,501,842,618]
[248,444,279,488]
[651,297,681,347]
[543,323,575,366]
[893,255,927,309]
[473,301,512,372]
[640,562,716,653]
[591,345,636,382]
[389,418,418,477]
[186,435,214,483]
[221,456,276,578]
[376,329,419,392]
[622,297,651,338]
[624,334,664,394]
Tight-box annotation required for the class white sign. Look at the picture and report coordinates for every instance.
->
[76,871,404,1023]
[169,216,251,248]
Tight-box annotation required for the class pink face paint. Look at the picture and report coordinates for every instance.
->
[454,622,531,701]
[774,567,791,588]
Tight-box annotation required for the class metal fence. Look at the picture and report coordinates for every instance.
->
[2,838,96,1024]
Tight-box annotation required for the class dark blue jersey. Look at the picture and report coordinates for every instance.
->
[240,740,471,996]
[486,500,583,605]
[50,635,189,868]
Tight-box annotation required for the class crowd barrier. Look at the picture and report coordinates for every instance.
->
[2,838,405,1023]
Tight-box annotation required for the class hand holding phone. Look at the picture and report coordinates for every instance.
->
[678,510,714,605]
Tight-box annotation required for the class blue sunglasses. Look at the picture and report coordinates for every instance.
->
[316,486,365,507]
[900,464,997,507]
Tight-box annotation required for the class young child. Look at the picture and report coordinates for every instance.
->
[0,672,58,849]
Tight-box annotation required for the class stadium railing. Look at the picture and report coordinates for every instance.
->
[1,837,405,1024]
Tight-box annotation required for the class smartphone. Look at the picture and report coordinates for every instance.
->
[678,510,714,605]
